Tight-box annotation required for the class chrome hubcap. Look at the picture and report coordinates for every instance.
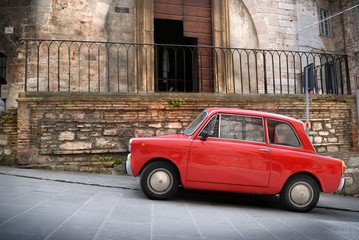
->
[148,169,173,194]
[289,181,313,207]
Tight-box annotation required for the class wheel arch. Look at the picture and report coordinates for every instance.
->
[139,158,182,185]
[282,172,323,192]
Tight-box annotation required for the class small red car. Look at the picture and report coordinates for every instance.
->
[126,108,346,212]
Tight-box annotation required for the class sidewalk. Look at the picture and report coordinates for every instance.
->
[0,166,358,212]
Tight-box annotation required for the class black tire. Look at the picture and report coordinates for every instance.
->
[280,175,320,212]
[140,161,179,200]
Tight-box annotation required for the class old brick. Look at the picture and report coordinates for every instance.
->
[327,145,339,153]
[59,141,92,150]
[4,148,11,155]
[165,122,182,129]
[59,131,75,141]
[0,138,8,145]
[156,129,177,136]
[316,147,327,153]
[149,123,162,128]
[347,157,359,167]
[319,131,330,136]
[103,129,119,136]
[312,122,323,131]
[313,136,323,144]
[78,133,89,140]
[95,138,117,148]
[71,113,86,119]
[136,129,155,137]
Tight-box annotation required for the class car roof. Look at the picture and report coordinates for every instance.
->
[205,108,304,125]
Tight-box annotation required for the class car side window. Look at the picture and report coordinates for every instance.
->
[267,119,301,147]
[202,115,220,137]
[203,114,264,142]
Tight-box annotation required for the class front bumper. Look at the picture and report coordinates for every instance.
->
[336,177,346,192]
[125,153,133,176]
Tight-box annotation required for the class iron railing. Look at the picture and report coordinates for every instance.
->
[22,39,351,95]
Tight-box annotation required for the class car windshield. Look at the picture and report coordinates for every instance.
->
[183,110,208,136]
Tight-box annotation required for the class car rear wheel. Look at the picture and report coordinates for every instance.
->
[140,161,179,200]
[280,175,320,212]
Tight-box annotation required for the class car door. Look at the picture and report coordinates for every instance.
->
[186,114,271,187]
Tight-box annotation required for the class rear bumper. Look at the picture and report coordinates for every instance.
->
[125,153,133,176]
[336,177,346,192]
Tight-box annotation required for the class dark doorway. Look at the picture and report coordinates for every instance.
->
[0,52,7,99]
[154,19,198,92]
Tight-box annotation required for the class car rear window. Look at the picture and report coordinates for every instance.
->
[267,119,301,147]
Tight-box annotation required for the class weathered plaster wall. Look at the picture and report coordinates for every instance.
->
[331,0,359,80]
[0,0,35,108]
[36,0,136,41]
[235,0,299,50]
[229,0,259,49]
[296,0,325,52]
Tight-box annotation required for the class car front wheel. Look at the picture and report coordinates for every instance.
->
[140,161,179,200]
[280,175,320,212]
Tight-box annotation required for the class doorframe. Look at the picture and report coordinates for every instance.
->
[135,0,230,93]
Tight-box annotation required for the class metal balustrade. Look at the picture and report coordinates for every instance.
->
[22,39,351,95]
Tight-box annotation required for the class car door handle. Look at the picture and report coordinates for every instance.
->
[258,148,270,153]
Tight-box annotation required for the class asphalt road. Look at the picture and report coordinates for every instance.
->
[0,170,358,240]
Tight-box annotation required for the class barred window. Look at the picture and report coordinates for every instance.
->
[319,8,332,36]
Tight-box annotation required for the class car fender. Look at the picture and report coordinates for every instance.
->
[268,148,342,194]
[130,136,192,178]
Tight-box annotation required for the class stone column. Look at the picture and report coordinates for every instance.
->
[135,0,154,93]
[212,0,231,93]
[16,95,31,164]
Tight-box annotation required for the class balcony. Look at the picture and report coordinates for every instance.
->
[22,39,351,95]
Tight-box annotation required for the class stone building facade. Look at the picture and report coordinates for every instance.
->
[0,0,358,106]
[0,1,359,193]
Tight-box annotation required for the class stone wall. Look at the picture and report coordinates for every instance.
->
[0,109,17,165]
[13,93,358,190]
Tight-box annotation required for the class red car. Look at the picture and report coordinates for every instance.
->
[126,108,346,212]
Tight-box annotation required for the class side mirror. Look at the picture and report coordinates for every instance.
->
[199,131,208,141]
